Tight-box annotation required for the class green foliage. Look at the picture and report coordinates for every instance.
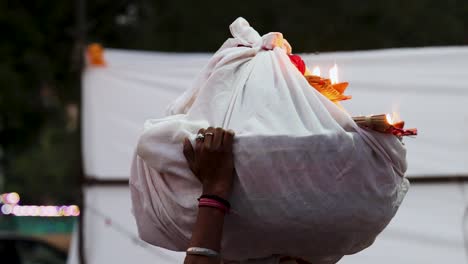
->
[0,0,467,203]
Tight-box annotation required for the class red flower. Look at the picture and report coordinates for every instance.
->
[288,54,306,75]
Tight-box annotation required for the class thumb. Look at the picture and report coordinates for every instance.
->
[183,138,198,175]
[183,138,195,163]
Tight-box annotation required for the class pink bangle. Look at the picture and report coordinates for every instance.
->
[198,198,230,214]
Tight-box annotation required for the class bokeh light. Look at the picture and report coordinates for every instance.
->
[70,205,80,216]
[0,192,21,205]
[4,204,80,217]
[6,192,20,204]
[0,193,79,217]
[1,204,13,215]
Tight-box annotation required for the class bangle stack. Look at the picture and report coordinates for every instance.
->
[197,194,231,214]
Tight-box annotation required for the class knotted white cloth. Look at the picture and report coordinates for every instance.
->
[130,17,409,264]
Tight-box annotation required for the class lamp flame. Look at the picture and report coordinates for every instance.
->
[329,64,339,84]
[386,114,393,124]
[312,66,321,76]
[386,112,401,125]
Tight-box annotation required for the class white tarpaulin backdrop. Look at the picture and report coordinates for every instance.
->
[68,47,468,264]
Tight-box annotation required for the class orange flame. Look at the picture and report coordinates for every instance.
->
[329,64,339,84]
[312,66,321,76]
[386,111,401,125]
[386,114,393,124]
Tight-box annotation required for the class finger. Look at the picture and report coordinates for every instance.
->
[197,128,206,134]
[195,128,205,154]
[223,129,235,152]
[204,127,215,150]
[212,127,224,149]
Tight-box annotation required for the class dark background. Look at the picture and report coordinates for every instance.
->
[1,0,467,204]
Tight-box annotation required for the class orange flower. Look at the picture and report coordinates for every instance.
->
[87,43,106,67]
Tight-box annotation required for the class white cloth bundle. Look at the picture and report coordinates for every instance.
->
[130,17,409,264]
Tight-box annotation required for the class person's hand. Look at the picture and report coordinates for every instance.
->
[183,127,235,199]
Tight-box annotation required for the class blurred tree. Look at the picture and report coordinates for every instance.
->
[0,0,467,203]
[0,1,79,204]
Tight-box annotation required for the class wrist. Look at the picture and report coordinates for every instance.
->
[202,183,231,200]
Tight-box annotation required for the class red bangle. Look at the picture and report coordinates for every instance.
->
[198,194,231,209]
[198,198,230,214]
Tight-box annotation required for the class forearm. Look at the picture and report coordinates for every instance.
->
[182,127,234,264]
[184,207,226,264]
